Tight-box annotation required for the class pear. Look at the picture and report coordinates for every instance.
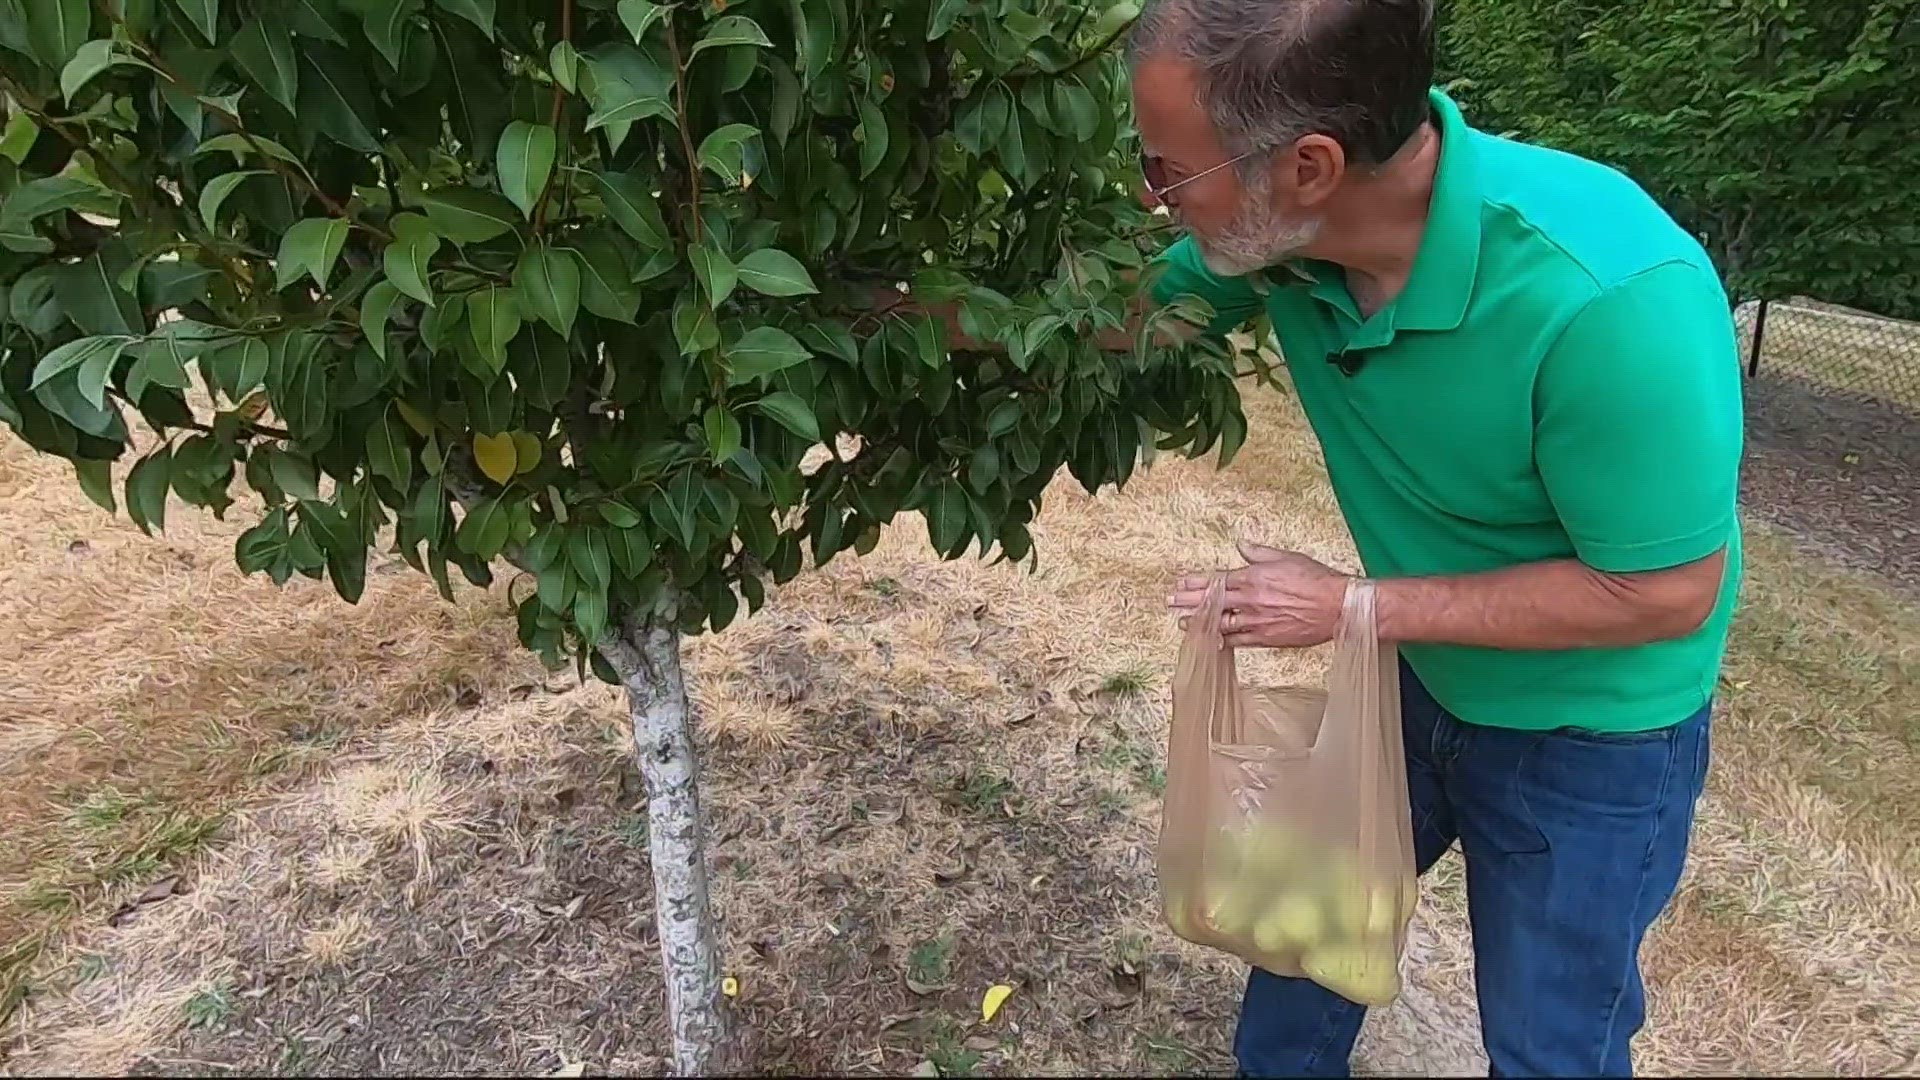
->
[1300,943,1401,1007]
[1252,892,1326,953]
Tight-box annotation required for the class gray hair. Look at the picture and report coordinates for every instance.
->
[1129,0,1437,169]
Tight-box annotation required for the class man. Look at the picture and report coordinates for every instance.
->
[1137,0,1744,1076]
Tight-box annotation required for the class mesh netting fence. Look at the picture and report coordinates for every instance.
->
[1735,298,1920,416]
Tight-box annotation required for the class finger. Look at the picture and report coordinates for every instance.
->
[1236,539,1288,564]
[1167,587,1212,611]
[1175,574,1218,594]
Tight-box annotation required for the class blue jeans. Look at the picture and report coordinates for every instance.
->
[1235,658,1712,1078]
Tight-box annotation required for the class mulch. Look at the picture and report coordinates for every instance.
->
[1740,372,1920,598]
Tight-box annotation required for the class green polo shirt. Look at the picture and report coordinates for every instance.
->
[1152,88,1744,733]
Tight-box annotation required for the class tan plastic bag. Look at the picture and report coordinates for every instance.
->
[1157,576,1418,1006]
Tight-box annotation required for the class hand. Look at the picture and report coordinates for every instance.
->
[1168,541,1352,649]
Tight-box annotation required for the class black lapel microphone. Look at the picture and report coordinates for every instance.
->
[1331,347,1372,377]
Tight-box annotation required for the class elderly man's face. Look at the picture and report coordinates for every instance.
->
[1131,55,1322,277]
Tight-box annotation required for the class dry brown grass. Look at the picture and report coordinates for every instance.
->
[2,380,1917,1076]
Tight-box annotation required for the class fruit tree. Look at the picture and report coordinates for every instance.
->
[0,0,1246,1071]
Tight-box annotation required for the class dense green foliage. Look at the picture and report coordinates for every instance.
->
[0,0,1242,673]
[1439,0,1920,317]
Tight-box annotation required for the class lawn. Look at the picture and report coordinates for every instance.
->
[2,378,1916,1075]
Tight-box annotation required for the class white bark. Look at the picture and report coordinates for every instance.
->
[602,615,733,1076]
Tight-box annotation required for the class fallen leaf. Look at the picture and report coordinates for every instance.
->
[910,1061,940,1078]
[964,1035,999,1052]
[722,976,739,997]
[904,976,942,996]
[562,894,585,919]
[981,983,1015,1023]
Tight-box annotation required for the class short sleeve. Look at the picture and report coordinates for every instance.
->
[1534,261,1745,574]
[1149,234,1265,337]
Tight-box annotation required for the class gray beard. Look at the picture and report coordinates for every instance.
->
[1193,178,1322,278]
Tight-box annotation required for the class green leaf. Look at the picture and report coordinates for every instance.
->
[298,47,381,153]
[696,123,759,186]
[617,0,666,41]
[0,112,39,164]
[691,15,772,58]
[588,171,669,249]
[276,218,350,291]
[571,235,642,323]
[857,98,888,179]
[0,177,118,253]
[205,337,269,400]
[60,39,126,102]
[30,336,129,404]
[768,56,800,146]
[230,20,299,112]
[703,406,742,463]
[928,0,967,39]
[514,244,581,338]
[549,40,580,93]
[269,447,321,501]
[583,49,676,133]
[467,286,523,376]
[366,410,412,489]
[508,326,572,410]
[288,0,346,43]
[193,132,305,170]
[726,327,811,385]
[568,527,611,588]
[198,170,265,232]
[74,458,115,514]
[62,252,142,336]
[599,501,642,529]
[455,496,512,560]
[126,447,172,534]
[736,249,818,297]
[383,224,440,306]
[673,296,719,356]
[689,238,737,307]
[420,187,520,243]
[172,0,219,42]
[497,121,557,219]
[267,331,330,440]
[26,0,90,67]
[125,344,189,403]
[361,0,422,68]
[360,279,403,360]
[434,0,494,38]
[754,391,819,442]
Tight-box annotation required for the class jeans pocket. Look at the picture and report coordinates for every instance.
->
[1519,724,1685,829]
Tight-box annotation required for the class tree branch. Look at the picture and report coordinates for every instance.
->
[663,13,704,244]
[531,0,577,235]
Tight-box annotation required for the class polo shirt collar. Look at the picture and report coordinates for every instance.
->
[1393,87,1482,333]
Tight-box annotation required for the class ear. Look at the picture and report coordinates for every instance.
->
[1288,133,1348,207]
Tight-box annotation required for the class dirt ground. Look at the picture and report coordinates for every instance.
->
[3,380,1918,1076]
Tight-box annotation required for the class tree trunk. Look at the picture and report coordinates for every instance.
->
[602,617,734,1075]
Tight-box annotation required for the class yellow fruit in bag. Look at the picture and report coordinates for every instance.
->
[1252,893,1325,953]
[1300,943,1400,1007]
[1365,884,1402,938]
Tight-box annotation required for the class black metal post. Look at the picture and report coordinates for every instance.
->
[1747,298,1770,378]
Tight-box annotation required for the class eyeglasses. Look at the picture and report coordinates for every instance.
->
[1141,149,1260,205]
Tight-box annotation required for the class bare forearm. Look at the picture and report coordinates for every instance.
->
[1374,552,1724,650]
